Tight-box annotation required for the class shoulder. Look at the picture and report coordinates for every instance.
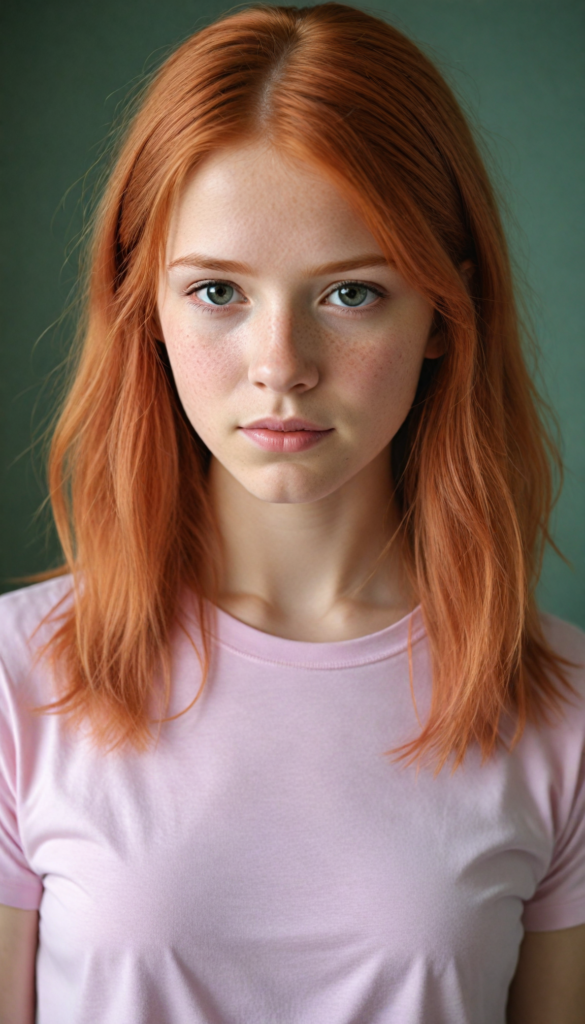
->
[497,609,585,765]
[0,575,75,678]
[538,609,585,664]
[537,609,585,706]
[510,609,585,790]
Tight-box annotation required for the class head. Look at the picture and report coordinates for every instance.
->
[156,140,447,509]
[42,2,571,770]
[88,0,495,525]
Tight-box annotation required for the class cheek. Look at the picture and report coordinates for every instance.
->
[164,322,242,411]
[333,333,421,414]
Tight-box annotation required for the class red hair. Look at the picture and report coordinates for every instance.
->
[29,2,580,774]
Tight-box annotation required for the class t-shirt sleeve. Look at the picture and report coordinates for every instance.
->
[0,659,43,910]
[521,620,585,932]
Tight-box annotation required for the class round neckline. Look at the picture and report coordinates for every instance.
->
[204,600,426,669]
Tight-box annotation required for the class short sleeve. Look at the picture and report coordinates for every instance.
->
[0,659,43,910]
[521,621,585,932]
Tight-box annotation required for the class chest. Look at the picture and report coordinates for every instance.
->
[27,695,544,973]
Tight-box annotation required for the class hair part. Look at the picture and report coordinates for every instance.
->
[28,2,581,775]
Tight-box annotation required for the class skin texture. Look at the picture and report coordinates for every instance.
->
[0,904,38,1024]
[157,141,444,641]
[506,923,585,1023]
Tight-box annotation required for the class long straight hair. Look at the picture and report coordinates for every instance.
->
[30,2,581,775]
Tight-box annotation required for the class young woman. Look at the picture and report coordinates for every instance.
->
[1,4,584,1022]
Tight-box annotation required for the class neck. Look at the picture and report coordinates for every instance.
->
[208,448,416,641]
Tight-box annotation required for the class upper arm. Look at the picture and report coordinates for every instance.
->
[506,923,585,1024]
[0,903,38,1024]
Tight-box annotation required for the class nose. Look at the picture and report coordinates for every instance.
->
[247,309,320,394]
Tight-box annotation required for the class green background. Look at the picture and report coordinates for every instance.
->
[1,0,584,627]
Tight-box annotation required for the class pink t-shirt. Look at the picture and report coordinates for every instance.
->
[1,576,585,1024]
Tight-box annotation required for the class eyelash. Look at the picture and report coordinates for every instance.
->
[185,279,386,314]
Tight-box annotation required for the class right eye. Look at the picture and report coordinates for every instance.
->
[186,281,244,309]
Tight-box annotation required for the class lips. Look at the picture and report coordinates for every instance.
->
[238,417,334,453]
[241,417,331,431]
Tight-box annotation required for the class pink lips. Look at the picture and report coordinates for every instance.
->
[239,417,334,453]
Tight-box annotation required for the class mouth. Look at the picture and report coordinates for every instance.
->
[240,417,331,432]
[238,417,334,453]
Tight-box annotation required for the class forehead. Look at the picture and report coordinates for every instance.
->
[165,143,384,267]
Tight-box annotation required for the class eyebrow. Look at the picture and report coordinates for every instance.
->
[167,252,391,276]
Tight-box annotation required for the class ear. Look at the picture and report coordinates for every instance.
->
[424,260,475,359]
[424,311,447,359]
[459,258,475,293]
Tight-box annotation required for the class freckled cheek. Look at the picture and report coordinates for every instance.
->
[164,326,243,412]
[336,341,418,414]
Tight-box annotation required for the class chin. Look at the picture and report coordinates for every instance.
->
[238,465,341,505]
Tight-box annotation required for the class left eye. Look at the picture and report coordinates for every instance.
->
[189,282,243,306]
[326,283,381,308]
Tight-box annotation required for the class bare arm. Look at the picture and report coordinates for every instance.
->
[507,923,585,1024]
[0,904,38,1024]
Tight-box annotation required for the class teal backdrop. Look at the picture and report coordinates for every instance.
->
[1,0,584,626]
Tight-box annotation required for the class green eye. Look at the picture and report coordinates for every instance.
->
[337,283,369,306]
[202,283,234,305]
[328,282,382,308]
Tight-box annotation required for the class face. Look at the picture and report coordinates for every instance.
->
[157,142,442,505]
